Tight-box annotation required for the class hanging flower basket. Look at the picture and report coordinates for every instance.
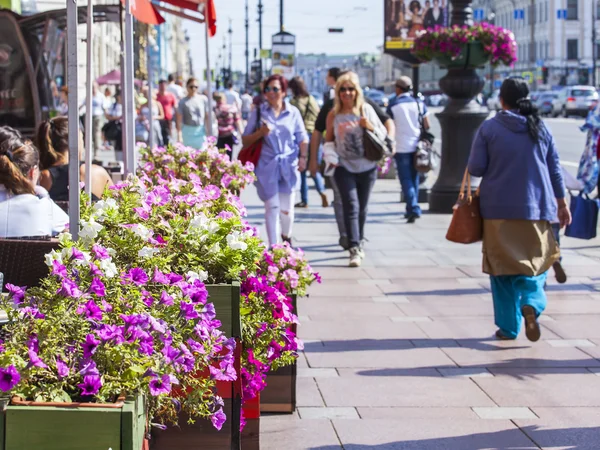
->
[413,23,517,69]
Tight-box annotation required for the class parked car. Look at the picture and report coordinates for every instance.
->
[535,92,558,117]
[363,89,389,108]
[552,86,599,117]
[486,90,501,111]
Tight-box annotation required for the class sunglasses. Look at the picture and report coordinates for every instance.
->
[264,87,281,93]
[340,87,356,93]
[188,85,199,89]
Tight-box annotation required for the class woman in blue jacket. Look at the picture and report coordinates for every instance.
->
[468,77,571,342]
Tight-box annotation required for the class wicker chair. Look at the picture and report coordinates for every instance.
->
[55,201,69,213]
[0,238,59,291]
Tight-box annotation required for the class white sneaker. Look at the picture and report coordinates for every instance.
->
[349,247,362,267]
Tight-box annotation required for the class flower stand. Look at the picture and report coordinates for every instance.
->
[241,394,260,450]
[0,394,147,450]
[261,294,297,414]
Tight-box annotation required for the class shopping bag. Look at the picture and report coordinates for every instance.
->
[446,169,482,244]
[565,193,600,240]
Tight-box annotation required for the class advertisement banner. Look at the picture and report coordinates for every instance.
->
[271,31,295,79]
[384,0,449,51]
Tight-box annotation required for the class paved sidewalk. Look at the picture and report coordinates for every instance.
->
[242,179,600,450]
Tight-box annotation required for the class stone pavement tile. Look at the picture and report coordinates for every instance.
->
[363,267,465,279]
[475,370,600,407]
[298,407,360,419]
[545,339,595,348]
[530,406,600,420]
[312,339,415,351]
[305,347,457,369]
[397,301,494,317]
[297,377,326,407]
[332,419,537,449]
[366,255,439,267]
[260,418,341,450]
[416,319,560,340]
[379,280,489,296]
[442,341,600,368]
[307,283,384,297]
[541,315,600,339]
[515,416,600,450]
[438,368,494,378]
[411,338,461,348]
[310,267,371,280]
[298,368,339,378]
[301,301,401,318]
[298,319,428,340]
[357,278,392,286]
[336,368,441,378]
[357,407,479,420]
[545,284,597,295]
[316,377,494,407]
[472,407,537,419]
[390,316,432,323]
[371,295,410,303]
[545,299,600,314]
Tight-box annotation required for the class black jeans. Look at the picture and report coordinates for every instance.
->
[160,119,172,146]
[334,166,378,249]
[217,134,235,160]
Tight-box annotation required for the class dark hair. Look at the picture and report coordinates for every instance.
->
[158,79,167,84]
[499,77,543,141]
[0,135,39,196]
[227,81,234,89]
[328,67,341,81]
[36,116,69,170]
[168,74,175,82]
[186,77,198,88]
[409,0,421,12]
[0,126,22,145]
[264,74,288,93]
[289,76,309,98]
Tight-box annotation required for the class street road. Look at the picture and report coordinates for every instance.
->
[427,107,587,178]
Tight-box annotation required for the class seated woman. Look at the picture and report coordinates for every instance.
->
[36,116,113,202]
[0,134,69,238]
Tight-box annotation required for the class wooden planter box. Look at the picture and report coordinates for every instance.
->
[240,394,259,450]
[261,294,297,414]
[0,394,146,450]
[151,283,242,450]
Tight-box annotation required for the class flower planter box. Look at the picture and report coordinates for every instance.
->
[434,42,489,69]
[150,283,242,450]
[260,294,297,414]
[0,394,147,450]
[241,394,259,450]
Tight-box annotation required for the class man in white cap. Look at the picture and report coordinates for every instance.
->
[387,76,430,223]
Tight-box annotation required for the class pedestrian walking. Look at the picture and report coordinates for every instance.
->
[137,92,165,147]
[387,76,430,223]
[310,69,395,250]
[103,90,123,155]
[289,76,328,208]
[157,79,177,146]
[468,77,571,342]
[242,74,309,247]
[167,73,185,101]
[79,82,106,158]
[241,90,253,122]
[325,71,387,267]
[224,82,243,113]
[214,92,244,159]
[176,77,210,149]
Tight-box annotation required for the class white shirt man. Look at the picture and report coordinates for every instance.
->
[225,84,242,112]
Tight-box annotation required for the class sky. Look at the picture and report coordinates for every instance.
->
[185,0,385,77]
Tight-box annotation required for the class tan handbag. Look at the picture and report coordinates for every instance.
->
[446,169,483,244]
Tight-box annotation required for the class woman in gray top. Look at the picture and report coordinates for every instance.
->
[325,71,387,267]
[176,77,210,148]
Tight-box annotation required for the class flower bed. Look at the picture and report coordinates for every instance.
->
[413,23,517,68]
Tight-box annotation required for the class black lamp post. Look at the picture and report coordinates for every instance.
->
[428,0,488,213]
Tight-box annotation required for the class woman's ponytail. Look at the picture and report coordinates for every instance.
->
[0,140,39,196]
[516,98,543,142]
[36,117,68,170]
[500,77,545,143]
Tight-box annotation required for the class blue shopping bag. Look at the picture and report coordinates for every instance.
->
[565,193,600,240]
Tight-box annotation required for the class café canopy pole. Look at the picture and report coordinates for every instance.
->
[123,0,136,174]
[147,27,155,150]
[204,8,213,137]
[67,0,80,239]
[84,0,94,200]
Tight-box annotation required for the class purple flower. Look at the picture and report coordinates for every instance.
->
[121,268,148,286]
[180,301,200,320]
[0,366,20,391]
[78,375,102,396]
[88,278,106,297]
[97,324,123,342]
[70,247,85,261]
[221,173,234,188]
[201,303,216,321]
[146,186,170,206]
[21,306,45,319]
[216,211,235,220]
[76,300,103,321]
[211,407,227,430]
[148,374,176,396]
[204,184,221,200]
[159,291,174,306]
[153,268,170,284]
[28,348,48,368]
[133,205,150,220]
[5,284,25,304]
[51,260,68,277]
[56,358,69,378]
[92,244,110,260]
[79,359,99,376]
[138,337,154,356]
[82,334,100,358]
[57,278,82,298]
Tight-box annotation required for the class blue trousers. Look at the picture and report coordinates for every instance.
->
[490,272,548,339]
[299,134,325,203]
[394,152,421,216]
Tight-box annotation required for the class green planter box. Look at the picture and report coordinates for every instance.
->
[0,394,146,450]
[435,42,489,69]
[151,283,242,450]
[260,294,297,414]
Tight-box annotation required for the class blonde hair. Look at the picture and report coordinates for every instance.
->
[333,72,364,117]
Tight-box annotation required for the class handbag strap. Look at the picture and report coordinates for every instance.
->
[459,168,470,199]
[255,104,262,132]
[414,95,426,133]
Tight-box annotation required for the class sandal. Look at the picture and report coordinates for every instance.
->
[495,329,515,340]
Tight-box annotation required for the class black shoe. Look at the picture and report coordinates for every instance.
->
[406,213,420,224]
[552,261,567,284]
[282,235,292,246]
[295,201,308,208]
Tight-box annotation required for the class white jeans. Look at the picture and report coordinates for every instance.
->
[264,191,295,247]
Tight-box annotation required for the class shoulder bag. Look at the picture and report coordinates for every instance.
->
[413,96,437,173]
[238,106,263,168]
[446,168,483,244]
[361,105,392,162]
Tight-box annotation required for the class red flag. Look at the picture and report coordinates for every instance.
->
[206,0,217,37]
[121,0,166,25]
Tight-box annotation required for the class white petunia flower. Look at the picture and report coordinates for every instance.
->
[189,213,209,232]
[99,259,118,278]
[226,232,248,251]
[208,242,220,254]
[130,224,153,241]
[80,218,103,242]
[187,270,209,282]
[138,246,160,258]
[206,220,221,235]
[44,249,63,267]
[57,232,72,246]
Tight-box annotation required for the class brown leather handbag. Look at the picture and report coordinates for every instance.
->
[446,168,483,244]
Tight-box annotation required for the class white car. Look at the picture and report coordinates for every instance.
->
[551,86,599,118]
[486,90,501,111]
